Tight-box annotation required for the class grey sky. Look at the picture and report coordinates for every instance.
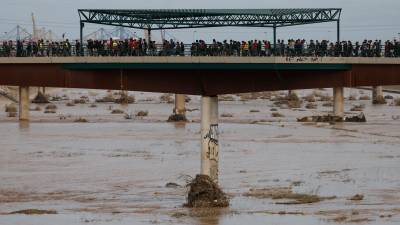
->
[1,0,399,42]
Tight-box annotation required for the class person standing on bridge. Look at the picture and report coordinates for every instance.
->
[257,40,262,56]
[65,39,71,57]
[6,41,12,57]
[288,39,295,56]
[375,40,382,57]
[241,41,249,56]
[87,39,93,56]
[112,39,118,56]
[25,41,31,57]
[321,40,327,56]
[222,40,229,56]
[149,40,156,56]
[368,40,373,57]
[307,40,314,56]
[16,40,22,57]
[75,40,81,56]
[354,42,360,57]
[281,40,286,56]
[122,39,128,56]
[264,40,271,56]
[39,40,45,57]
[275,39,281,56]
[128,38,133,56]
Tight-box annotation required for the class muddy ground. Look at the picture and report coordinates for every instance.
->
[0,87,400,225]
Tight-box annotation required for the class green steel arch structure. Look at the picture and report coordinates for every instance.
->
[78,8,342,49]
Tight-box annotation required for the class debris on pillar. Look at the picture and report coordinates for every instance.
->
[32,90,49,104]
[345,113,367,122]
[167,94,187,122]
[185,174,229,208]
[167,114,187,122]
[115,91,135,104]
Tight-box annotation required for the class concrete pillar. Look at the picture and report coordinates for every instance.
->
[372,86,384,104]
[174,94,186,115]
[19,86,30,121]
[200,96,219,182]
[333,87,344,117]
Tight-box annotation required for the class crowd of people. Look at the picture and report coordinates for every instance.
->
[190,39,400,57]
[85,38,186,56]
[1,39,74,57]
[1,38,399,58]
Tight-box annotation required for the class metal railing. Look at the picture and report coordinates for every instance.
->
[1,43,399,58]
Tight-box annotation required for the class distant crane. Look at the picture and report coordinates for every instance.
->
[31,13,38,41]
[0,14,61,41]
[163,30,179,42]
[30,13,61,41]
[0,25,32,41]
[84,28,110,40]
[83,27,140,41]
[83,27,177,43]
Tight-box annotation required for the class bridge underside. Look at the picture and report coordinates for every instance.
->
[0,63,399,95]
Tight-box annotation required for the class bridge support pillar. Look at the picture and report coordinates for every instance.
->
[372,86,384,104]
[200,96,219,183]
[174,94,186,115]
[19,86,30,121]
[333,87,344,118]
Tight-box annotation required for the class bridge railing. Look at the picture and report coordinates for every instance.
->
[0,43,399,58]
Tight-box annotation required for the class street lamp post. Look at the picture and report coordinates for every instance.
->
[193,31,197,42]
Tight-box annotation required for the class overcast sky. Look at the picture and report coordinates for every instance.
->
[1,0,399,42]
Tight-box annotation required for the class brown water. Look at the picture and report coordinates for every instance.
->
[1,88,400,225]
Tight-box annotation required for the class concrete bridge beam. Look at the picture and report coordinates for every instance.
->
[200,96,219,183]
[19,86,30,121]
[333,87,344,118]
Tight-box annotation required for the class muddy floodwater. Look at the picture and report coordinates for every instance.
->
[1,88,400,225]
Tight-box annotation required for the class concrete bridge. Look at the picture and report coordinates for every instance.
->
[1,56,400,181]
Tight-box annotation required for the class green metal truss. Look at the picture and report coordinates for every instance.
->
[78,8,342,30]
[77,8,342,53]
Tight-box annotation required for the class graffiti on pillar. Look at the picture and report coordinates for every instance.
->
[204,124,219,146]
[204,124,219,161]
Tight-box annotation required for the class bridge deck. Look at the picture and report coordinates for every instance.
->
[0,57,399,95]
[0,56,400,65]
